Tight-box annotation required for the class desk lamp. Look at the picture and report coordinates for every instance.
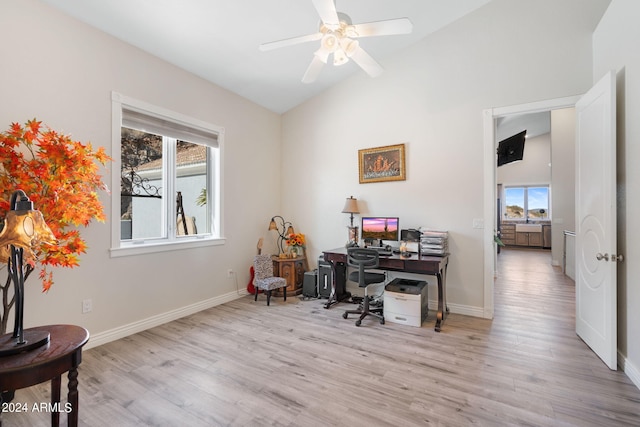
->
[0,190,57,356]
[342,196,360,247]
[268,216,295,255]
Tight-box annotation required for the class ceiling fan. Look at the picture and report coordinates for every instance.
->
[259,0,413,83]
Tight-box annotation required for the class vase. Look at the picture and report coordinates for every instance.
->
[289,246,299,258]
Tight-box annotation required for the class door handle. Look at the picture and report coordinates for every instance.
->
[611,254,624,262]
[596,253,609,261]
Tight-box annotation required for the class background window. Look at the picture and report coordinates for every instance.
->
[526,187,549,219]
[504,187,525,219]
[112,95,222,253]
[120,128,164,240]
[504,186,549,220]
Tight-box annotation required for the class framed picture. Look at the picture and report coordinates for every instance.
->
[358,143,406,184]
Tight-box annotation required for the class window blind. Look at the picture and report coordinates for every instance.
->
[122,108,218,147]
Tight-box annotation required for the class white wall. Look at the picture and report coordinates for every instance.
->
[497,133,551,186]
[550,108,576,267]
[282,0,608,315]
[0,0,281,342]
[593,0,640,388]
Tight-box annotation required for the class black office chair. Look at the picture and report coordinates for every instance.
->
[342,248,386,326]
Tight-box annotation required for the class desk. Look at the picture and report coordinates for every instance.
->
[0,324,89,426]
[323,248,449,332]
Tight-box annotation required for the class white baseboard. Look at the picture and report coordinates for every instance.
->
[618,352,640,391]
[427,300,484,318]
[85,289,249,350]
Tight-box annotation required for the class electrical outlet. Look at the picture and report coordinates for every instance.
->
[227,269,233,277]
[82,298,92,314]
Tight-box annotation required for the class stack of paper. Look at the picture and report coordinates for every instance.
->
[419,229,449,255]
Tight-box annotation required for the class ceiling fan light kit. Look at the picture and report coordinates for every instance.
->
[320,33,338,54]
[333,47,348,66]
[260,0,412,83]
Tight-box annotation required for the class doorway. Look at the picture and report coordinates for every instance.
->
[495,111,553,256]
[495,108,577,262]
[482,96,580,319]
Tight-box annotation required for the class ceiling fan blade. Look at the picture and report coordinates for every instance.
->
[311,0,340,28]
[352,18,413,37]
[259,32,322,51]
[302,55,326,84]
[349,46,383,78]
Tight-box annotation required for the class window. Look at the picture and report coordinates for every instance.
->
[504,186,549,220]
[111,93,224,256]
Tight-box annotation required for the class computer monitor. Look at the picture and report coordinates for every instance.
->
[361,217,399,242]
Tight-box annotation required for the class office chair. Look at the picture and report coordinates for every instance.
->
[342,248,386,326]
[253,254,287,306]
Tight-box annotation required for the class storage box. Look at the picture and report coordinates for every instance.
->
[384,279,428,327]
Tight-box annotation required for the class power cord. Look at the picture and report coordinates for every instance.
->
[228,270,244,296]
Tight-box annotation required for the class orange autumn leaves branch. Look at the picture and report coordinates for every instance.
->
[0,119,111,291]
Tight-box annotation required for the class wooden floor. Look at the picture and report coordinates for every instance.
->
[3,248,640,426]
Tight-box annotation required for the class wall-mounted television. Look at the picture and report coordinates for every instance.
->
[361,217,399,241]
[497,130,526,167]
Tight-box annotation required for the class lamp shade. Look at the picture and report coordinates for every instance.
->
[341,196,359,214]
[267,215,296,255]
[333,48,348,66]
[0,209,56,263]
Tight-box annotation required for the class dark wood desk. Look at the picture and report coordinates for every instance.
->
[0,324,89,426]
[323,248,450,332]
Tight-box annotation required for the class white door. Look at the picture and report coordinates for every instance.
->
[575,70,618,370]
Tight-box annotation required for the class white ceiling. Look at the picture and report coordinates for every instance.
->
[497,112,551,142]
[39,0,492,113]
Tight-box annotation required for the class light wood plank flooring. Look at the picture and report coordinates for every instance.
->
[3,248,640,426]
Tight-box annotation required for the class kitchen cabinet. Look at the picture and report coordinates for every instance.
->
[501,223,550,248]
[516,231,543,247]
[499,223,516,245]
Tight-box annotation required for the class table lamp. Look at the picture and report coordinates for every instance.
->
[342,196,360,247]
[0,190,57,356]
[268,216,295,255]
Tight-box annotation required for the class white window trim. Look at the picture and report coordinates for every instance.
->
[110,92,225,257]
